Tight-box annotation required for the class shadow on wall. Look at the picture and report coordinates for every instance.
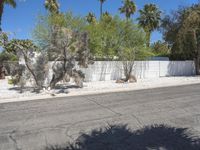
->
[98,61,124,81]
[134,61,150,79]
[99,61,110,81]
[45,124,200,150]
[167,61,196,76]
[111,61,124,80]
[82,61,124,82]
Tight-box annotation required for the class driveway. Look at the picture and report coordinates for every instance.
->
[1,84,200,150]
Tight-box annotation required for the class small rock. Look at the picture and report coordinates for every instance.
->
[129,75,137,83]
[116,79,125,83]
[51,93,56,96]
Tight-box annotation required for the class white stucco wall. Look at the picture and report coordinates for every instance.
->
[77,61,196,82]
[47,61,195,82]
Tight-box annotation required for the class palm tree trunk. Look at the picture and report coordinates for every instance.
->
[0,3,3,31]
[100,2,103,19]
[146,30,151,47]
[126,16,129,23]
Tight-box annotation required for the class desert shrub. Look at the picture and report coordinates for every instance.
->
[33,12,93,89]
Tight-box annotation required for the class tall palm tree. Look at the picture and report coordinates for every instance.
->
[138,4,161,47]
[86,12,96,24]
[44,0,59,14]
[102,11,112,23]
[99,0,106,18]
[102,11,110,17]
[119,0,136,21]
[0,0,16,31]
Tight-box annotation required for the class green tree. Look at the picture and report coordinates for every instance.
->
[44,0,59,14]
[117,20,150,81]
[0,50,18,79]
[161,6,189,56]
[161,3,200,74]
[0,34,47,89]
[151,40,171,57]
[33,13,92,88]
[119,0,136,21]
[3,39,39,79]
[86,15,119,59]
[0,32,16,62]
[0,50,18,62]
[86,15,150,80]
[33,12,87,55]
[119,0,147,82]
[0,0,16,31]
[99,0,106,18]
[102,11,112,22]
[160,7,190,46]
[176,5,200,75]
[138,4,161,47]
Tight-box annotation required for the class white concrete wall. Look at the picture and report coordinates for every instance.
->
[77,61,196,82]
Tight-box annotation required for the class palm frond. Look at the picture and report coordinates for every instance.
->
[5,0,16,8]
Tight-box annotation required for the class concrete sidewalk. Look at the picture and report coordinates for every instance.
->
[1,76,200,104]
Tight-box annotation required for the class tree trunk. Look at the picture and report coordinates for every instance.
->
[49,50,68,89]
[194,57,200,75]
[0,65,5,79]
[21,51,41,88]
[194,30,200,75]
[0,3,3,32]
[145,30,151,47]
[49,73,64,89]
[123,61,134,82]
[196,38,200,75]
[100,2,103,19]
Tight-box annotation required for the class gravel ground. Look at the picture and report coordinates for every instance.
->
[0,76,200,103]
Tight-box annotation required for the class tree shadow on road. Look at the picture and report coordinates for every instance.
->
[45,124,200,150]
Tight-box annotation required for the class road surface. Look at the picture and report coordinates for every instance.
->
[1,84,200,150]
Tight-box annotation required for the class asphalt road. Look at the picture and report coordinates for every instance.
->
[1,84,200,150]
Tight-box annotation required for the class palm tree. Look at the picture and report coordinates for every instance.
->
[44,0,59,14]
[86,12,96,24]
[99,0,106,18]
[119,0,136,21]
[102,11,112,23]
[138,4,161,47]
[102,11,110,17]
[0,0,16,31]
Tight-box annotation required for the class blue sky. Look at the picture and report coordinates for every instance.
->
[3,0,199,43]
